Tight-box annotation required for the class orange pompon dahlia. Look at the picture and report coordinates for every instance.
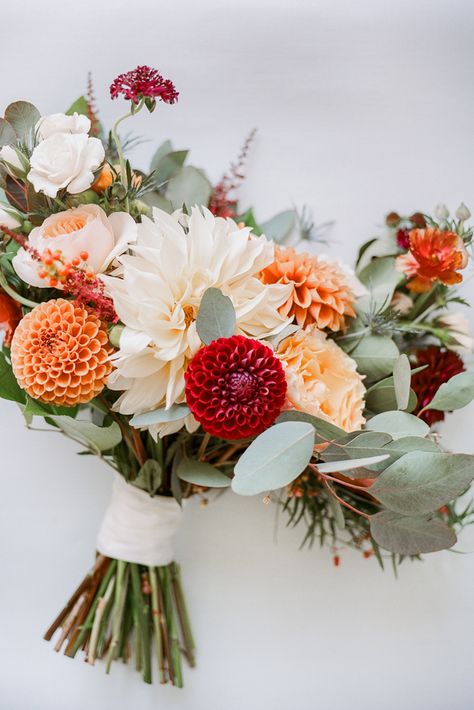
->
[259,246,355,331]
[11,299,111,407]
[396,228,468,292]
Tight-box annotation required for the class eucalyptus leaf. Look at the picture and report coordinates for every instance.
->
[165,166,212,210]
[276,410,346,442]
[424,371,474,412]
[0,352,26,404]
[366,383,417,414]
[196,287,236,344]
[232,422,315,496]
[0,118,16,147]
[370,452,474,515]
[267,324,300,349]
[66,96,89,117]
[5,101,40,145]
[150,139,173,172]
[393,354,411,410]
[350,335,399,380]
[133,459,163,496]
[356,256,404,313]
[260,210,296,243]
[51,417,122,453]
[177,457,231,488]
[366,411,429,440]
[130,404,190,428]
[23,396,77,418]
[153,150,188,185]
[383,436,440,455]
[324,481,346,530]
[370,511,457,555]
[317,453,389,474]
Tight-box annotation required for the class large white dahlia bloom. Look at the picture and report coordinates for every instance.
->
[103,207,292,437]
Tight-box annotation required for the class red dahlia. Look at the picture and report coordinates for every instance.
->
[411,345,465,425]
[110,65,178,105]
[185,335,287,440]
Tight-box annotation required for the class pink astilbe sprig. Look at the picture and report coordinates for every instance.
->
[0,224,41,261]
[209,129,257,219]
[110,65,179,105]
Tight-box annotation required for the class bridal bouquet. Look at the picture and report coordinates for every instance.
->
[1,65,473,687]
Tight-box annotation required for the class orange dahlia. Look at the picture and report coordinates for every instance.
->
[11,298,111,406]
[396,228,468,292]
[259,246,355,331]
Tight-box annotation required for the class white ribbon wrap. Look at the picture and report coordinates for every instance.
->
[96,474,183,566]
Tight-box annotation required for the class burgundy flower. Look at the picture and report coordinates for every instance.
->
[110,65,178,105]
[396,228,410,250]
[0,289,22,346]
[185,335,287,440]
[411,345,465,425]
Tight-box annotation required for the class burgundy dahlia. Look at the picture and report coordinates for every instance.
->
[396,228,410,250]
[185,335,287,440]
[411,345,465,425]
[110,65,178,105]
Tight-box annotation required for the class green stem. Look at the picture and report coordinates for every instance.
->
[149,566,166,683]
[111,99,145,211]
[105,560,129,673]
[170,562,195,666]
[0,270,39,308]
[160,565,183,687]
[130,563,152,684]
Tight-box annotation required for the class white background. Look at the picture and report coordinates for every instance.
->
[1,1,474,708]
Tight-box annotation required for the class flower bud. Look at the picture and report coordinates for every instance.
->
[385,212,400,227]
[409,212,426,228]
[434,203,449,221]
[455,203,471,221]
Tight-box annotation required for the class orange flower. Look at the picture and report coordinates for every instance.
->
[259,247,355,331]
[396,228,468,292]
[91,163,114,193]
[0,289,22,346]
[11,298,111,406]
[277,326,366,432]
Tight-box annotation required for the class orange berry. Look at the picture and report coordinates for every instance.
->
[80,251,89,261]
[71,257,81,266]
[49,278,58,288]
[38,270,48,279]
[42,256,53,266]
[333,555,341,567]
[86,271,95,280]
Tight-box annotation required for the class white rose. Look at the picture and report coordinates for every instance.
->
[0,145,25,172]
[0,205,22,229]
[28,133,105,197]
[12,204,136,288]
[36,112,91,141]
[438,312,474,352]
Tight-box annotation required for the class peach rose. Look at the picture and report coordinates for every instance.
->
[12,205,136,288]
[277,326,366,432]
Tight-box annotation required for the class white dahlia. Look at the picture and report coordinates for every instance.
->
[104,207,292,437]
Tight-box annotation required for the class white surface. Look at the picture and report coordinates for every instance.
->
[1,1,474,708]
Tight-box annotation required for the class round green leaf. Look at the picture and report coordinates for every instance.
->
[232,422,315,496]
[177,458,231,488]
[130,404,190,428]
[425,371,474,412]
[51,417,122,453]
[350,335,399,380]
[393,354,411,410]
[366,411,429,440]
[196,287,236,345]
[370,511,457,555]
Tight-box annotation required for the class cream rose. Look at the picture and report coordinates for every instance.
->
[28,133,105,197]
[0,145,25,173]
[36,112,91,140]
[12,205,136,288]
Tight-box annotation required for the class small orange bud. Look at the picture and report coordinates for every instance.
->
[80,251,89,261]
[86,271,95,279]
[91,163,114,194]
[42,256,53,266]
[38,269,48,279]
[49,278,58,288]
[71,257,80,266]
[363,550,373,559]
[333,555,341,567]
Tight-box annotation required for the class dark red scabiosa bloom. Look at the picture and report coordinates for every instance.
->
[185,335,287,440]
[411,345,465,425]
[396,228,410,250]
[110,66,179,105]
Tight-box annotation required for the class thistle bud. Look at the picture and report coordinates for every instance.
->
[409,212,426,228]
[385,212,400,227]
[455,203,471,221]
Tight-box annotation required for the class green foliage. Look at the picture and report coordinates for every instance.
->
[176,457,231,488]
[196,287,236,345]
[153,150,188,185]
[366,411,430,439]
[232,422,315,495]
[260,210,296,243]
[423,371,474,412]
[0,351,25,404]
[356,256,404,314]
[276,410,346,442]
[370,452,474,515]
[23,396,77,418]
[130,405,190,428]
[51,417,122,454]
[4,101,40,147]
[0,118,16,147]
[65,96,89,117]
[165,166,212,210]
[349,334,399,380]
[132,460,163,496]
[370,511,457,555]
[393,354,411,410]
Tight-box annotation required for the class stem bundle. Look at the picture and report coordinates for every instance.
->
[44,555,195,686]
